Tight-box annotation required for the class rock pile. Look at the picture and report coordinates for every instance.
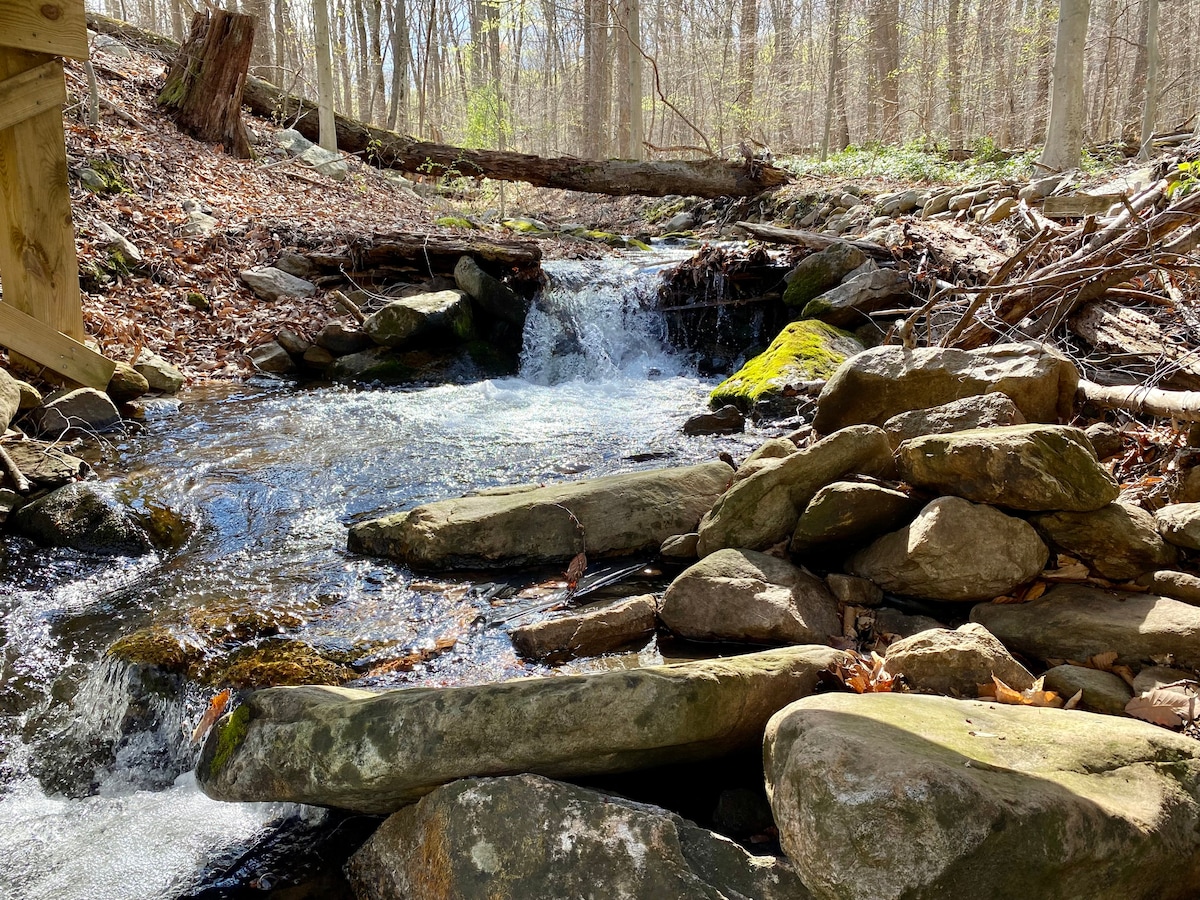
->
[193,339,1200,899]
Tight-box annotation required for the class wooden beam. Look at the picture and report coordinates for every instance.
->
[0,301,115,388]
[0,0,89,60]
[0,59,66,131]
[0,48,85,340]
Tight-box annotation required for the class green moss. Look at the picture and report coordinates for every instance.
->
[186,292,211,311]
[502,217,547,234]
[435,215,476,229]
[81,158,130,194]
[710,320,863,414]
[800,297,833,319]
[108,625,195,673]
[207,703,251,778]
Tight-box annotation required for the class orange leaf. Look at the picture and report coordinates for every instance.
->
[191,688,231,743]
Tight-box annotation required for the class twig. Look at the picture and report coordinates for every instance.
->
[0,445,32,494]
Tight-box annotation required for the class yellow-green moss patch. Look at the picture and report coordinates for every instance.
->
[207,703,251,778]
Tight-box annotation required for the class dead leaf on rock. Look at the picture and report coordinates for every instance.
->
[978,675,1064,708]
[1125,681,1200,729]
[829,651,900,693]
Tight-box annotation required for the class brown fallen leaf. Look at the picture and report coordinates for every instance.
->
[978,675,1064,708]
[1125,681,1200,728]
[830,651,900,694]
[191,688,232,743]
[565,550,588,592]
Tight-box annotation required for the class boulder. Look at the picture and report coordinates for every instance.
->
[659,549,839,646]
[825,573,883,608]
[1,440,89,488]
[696,425,894,557]
[27,387,122,438]
[350,461,732,570]
[197,644,843,813]
[1031,503,1177,579]
[239,266,317,301]
[848,496,1047,602]
[106,361,149,403]
[883,623,1034,696]
[327,347,411,382]
[709,321,864,419]
[362,290,474,349]
[248,341,295,374]
[1134,569,1200,605]
[1156,503,1200,551]
[1085,421,1125,459]
[765,692,1200,900]
[814,342,1078,435]
[682,405,744,436]
[1133,665,1196,695]
[510,594,657,661]
[454,255,530,327]
[782,242,868,308]
[897,424,1119,512]
[659,532,699,561]
[314,322,375,356]
[873,607,944,639]
[14,377,41,410]
[0,368,20,432]
[1041,665,1132,715]
[800,267,910,328]
[732,438,797,483]
[133,350,185,393]
[10,482,153,555]
[971,583,1200,668]
[882,393,1025,448]
[297,144,349,181]
[274,327,310,357]
[789,480,919,554]
[346,775,810,900]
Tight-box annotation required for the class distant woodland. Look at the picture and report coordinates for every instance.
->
[90,0,1198,161]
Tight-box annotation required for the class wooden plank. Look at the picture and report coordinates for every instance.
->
[0,59,66,131]
[0,0,89,59]
[0,301,115,388]
[0,48,85,340]
[1043,193,1126,219]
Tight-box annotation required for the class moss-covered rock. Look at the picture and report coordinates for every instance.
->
[709,321,863,419]
[782,242,868,308]
[434,215,477,229]
[209,639,356,689]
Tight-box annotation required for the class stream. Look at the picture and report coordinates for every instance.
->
[0,253,763,898]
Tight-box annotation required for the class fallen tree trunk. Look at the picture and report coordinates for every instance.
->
[85,13,787,198]
[734,221,893,259]
[1079,379,1200,422]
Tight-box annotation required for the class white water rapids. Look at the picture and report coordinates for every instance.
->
[0,253,761,898]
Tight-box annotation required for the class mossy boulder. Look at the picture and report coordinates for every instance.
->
[765,692,1200,900]
[209,639,356,689]
[710,321,864,419]
[782,242,868,308]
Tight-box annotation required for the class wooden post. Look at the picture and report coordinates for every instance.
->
[0,0,115,388]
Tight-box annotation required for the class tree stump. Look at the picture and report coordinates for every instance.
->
[158,10,254,158]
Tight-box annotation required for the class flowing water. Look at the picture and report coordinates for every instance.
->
[0,253,760,898]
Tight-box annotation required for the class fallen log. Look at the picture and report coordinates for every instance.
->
[1069,299,1200,390]
[1079,379,1200,422]
[734,221,892,259]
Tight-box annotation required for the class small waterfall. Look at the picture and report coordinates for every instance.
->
[519,255,690,384]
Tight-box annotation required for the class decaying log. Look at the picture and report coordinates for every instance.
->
[1079,380,1200,422]
[158,10,254,158]
[1070,299,1200,390]
[734,221,892,259]
[305,232,543,286]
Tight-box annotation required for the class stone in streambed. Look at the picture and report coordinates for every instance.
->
[789,480,919,553]
[510,594,657,661]
[971,583,1200,668]
[1134,570,1200,605]
[696,425,894,557]
[1041,665,1132,715]
[814,342,1078,435]
[800,266,910,329]
[106,362,149,403]
[28,387,122,438]
[10,482,153,555]
[0,368,20,432]
[1031,502,1176,580]
[659,549,839,646]
[883,623,1034,697]
[314,322,374,356]
[133,350,185,394]
[346,774,811,900]
[363,290,474,349]
[349,461,731,571]
[659,532,699,560]
[1156,502,1200,551]
[782,241,868,308]
[764,692,1200,900]
[454,255,530,327]
[682,405,744,436]
[882,392,1025,448]
[196,644,842,813]
[897,424,1119,512]
[847,496,1047,602]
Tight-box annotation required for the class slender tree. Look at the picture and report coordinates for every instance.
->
[1040,0,1091,170]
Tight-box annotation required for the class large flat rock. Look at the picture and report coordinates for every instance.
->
[347,774,811,900]
[765,692,1200,900]
[197,644,842,813]
[349,460,732,570]
[971,583,1200,668]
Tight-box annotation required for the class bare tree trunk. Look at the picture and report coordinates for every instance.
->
[628,0,643,159]
[735,0,759,140]
[313,0,339,150]
[1040,0,1091,171]
[1137,0,1159,160]
[158,9,255,158]
[947,0,964,152]
[820,0,842,159]
[386,0,409,132]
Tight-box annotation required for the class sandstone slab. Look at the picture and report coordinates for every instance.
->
[1032,502,1177,580]
[510,595,657,661]
[882,392,1025,448]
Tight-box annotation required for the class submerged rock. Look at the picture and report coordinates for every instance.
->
[349,461,732,570]
[765,692,1200,900]
[659,549,839,646]
[10,482,153,555]
[510,595,657,662]
[197,644,842,813]
[814,342,1078,435]
[347,774,811,900]
[709,320,863,419]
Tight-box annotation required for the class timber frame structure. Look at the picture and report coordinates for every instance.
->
[0,0,115,389]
